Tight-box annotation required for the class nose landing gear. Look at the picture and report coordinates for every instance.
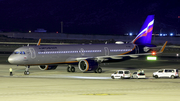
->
[24,66,30,75]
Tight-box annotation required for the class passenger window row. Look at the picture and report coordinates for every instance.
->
[110,49,132,52]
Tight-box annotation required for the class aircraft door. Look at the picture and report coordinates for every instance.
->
[104,47,109,56]
[29,48,36,59]
[80,48,85,56]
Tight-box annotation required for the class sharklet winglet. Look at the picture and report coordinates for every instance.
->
[37,38,41,46]
[159,41,168,53]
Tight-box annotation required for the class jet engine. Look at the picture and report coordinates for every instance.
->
[78,59,98,72]
[38,65,57,70]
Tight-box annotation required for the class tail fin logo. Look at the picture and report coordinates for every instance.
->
[132,15,154,45]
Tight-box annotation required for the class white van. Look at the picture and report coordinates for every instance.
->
[111,70,131,79]
[153,69,179,79]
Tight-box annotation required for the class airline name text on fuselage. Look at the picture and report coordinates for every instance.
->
[39,47,57,50]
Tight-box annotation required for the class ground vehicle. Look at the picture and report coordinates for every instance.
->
[153,69,179,79]
[111,70,131,79]
[132,72,146,79]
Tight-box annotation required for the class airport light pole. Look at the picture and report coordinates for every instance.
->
[175,29,177,35]
[61,21,63,34]
[160,28,163,34]
[177,54,179,61]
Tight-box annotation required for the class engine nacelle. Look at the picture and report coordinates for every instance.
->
[38,65,57,70]
[78,59,98,72]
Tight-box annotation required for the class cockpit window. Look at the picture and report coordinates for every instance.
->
[14,51,25,54]
[14,51,19,54]
[20,51,25,54]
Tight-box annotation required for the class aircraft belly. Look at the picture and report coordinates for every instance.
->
[35,54,68,64]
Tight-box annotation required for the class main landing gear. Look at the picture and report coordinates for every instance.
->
[67,65,75,72]
[24,66,30,75]
[94,67,102,73]
[94,63,102,73]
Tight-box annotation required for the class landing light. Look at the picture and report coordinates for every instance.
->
[147,56,157,60]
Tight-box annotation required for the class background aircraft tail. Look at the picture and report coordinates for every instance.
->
[132,15,154,45]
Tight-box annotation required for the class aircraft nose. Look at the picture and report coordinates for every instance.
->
[8,54,28,65]
[8,55,14,64]
[8,55,18,64]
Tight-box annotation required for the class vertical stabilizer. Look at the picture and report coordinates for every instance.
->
[132,15,154,45]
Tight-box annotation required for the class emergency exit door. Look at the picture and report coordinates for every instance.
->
[104,47,109,56]
[29,48,36,59]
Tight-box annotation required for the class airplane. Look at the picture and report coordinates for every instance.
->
[8,15,167,75]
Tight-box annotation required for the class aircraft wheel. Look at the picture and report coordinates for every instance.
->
[24,71,30,75]
[67,66,71,72]
[97,68,102,73]
[71,67,75,72]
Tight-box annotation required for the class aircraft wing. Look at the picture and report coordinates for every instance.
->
[97,41,168,60]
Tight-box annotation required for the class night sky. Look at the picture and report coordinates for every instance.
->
[0,0,180,35]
